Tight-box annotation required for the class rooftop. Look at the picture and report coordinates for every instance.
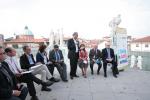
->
[132,36,150,43]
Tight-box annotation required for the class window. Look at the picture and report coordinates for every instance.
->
[12,44,18,49]
[136,44,139,47]
[145,44,149,48]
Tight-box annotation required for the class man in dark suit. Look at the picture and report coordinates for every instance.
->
[4,47,54,100]
[67,32,79,79]
[19,46,54,92]
[0,47,28,100]
[49,45,68,82]
[102,42,118,78]
[89,44,102,75]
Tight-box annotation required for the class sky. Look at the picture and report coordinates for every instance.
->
[0,0,150,39]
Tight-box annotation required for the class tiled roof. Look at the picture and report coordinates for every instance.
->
[132,36,150,43]
[5,38,48,43]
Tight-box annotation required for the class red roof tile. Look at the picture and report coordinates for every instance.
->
[132,36,150,43]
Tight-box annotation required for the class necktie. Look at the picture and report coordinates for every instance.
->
[55,51,60,62]
[107,48,111,59]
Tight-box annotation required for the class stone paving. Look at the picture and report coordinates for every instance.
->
[26,66,150,100]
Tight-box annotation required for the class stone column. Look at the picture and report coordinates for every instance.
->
[55,30,60,45]
[49,30,54,48]
[59,28,63,47]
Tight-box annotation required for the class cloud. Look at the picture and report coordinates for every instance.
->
[0,0,150,39]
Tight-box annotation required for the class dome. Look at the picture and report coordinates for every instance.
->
[23,26,33,36]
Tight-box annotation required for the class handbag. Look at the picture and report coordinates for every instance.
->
[96,59,101,64]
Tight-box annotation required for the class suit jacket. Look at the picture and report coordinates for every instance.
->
[36,51,49,64]
[89,49,102,60]
[102,48,115,62]
[49,49,64,63]
[67,38,79,59]
[20,53,36,69]
[0,61,18,99]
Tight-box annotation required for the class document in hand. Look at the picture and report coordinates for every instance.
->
[30,64,43,70]
[21,70,34,74]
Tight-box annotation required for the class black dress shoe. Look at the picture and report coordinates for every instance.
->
[31,96,39,100]
[41,81,53,86]
[104,74,107,78]
[41,86,52,91]
[74,75,79,77]
[63,79,68,82]
[70,76,73,79]
[113,75,117,78]
[49,77,60,82]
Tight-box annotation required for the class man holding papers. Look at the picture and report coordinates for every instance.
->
[0,47,28,100]
[20,46,57,86]
[5,47,53,100]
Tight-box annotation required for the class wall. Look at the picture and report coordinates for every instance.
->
[131,43,150,52]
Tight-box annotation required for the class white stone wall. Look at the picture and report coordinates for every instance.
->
[131,43,150,52]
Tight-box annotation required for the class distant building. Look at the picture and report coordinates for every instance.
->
[64,37,100,48]
[4,26,101,49]
[4,26,48,48]
[131,36,150,52]
[98,36,111,50]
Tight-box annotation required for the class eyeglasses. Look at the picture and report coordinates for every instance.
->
[0,52,5,55]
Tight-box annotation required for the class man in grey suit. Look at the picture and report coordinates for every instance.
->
[49,45,68,82]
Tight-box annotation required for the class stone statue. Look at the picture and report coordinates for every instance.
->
[49,30,54,48]
[55,29,60,45]
[109,14,121,33]
[59,28,64,47]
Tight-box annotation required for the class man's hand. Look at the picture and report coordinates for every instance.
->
[47,61,52,64]
[55,60,58,63]
[15,73,22,77]
[12,90,21,96]
[92,59,95,62]
[36,62,42,65]
[106,58,113,62]
[22,69,27,72]
[60,60,64,62]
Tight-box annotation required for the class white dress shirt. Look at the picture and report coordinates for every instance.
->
[73,38,79,53]
[26,54,35,65]
[5,56,22,74]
